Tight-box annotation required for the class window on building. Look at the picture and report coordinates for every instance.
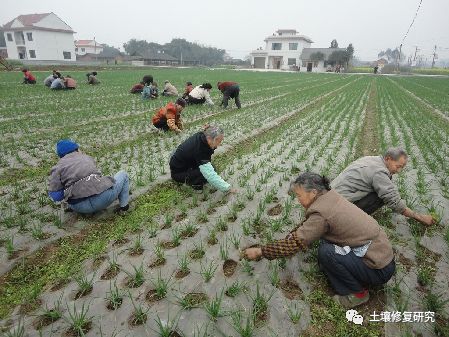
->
[63,51,71,59]
[7,33,13,41]
[289,43,298,50]
[29,50,36,58]
[302,61,307,67]
[81,48,85,52]
[313,61,319,67]
[271,43,282,50]
[26,32,33,41]
[288,58,296,65]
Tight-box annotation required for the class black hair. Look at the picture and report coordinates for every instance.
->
[142,75,153,85]
[186,81,192,86]
[291,172,331,192]
[200,83,212,90]
[92,71,98,76]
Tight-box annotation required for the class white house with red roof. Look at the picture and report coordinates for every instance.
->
[2,12,76,61]
[74,40,104,56]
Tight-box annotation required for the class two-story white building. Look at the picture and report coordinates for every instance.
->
[2,12,76,61]
[250,29,313,70]
[74,40,104,56]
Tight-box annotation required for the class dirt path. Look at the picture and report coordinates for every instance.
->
[358,79,380,157]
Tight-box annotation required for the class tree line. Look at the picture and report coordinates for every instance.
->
[123,38,226,66]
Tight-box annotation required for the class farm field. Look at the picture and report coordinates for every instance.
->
[0,69,448,337]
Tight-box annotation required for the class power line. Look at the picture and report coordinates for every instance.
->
[401,0,423,45]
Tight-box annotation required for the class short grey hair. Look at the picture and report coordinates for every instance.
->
[204,124,224,139]
[291,172,331,192]
[384,147,408,161]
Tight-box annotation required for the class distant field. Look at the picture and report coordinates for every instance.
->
[0,69,448,337]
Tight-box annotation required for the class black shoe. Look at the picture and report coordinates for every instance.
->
[114,204,129,215]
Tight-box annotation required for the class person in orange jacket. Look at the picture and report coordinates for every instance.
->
[151,98,187,133]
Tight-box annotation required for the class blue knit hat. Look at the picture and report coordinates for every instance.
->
[56,139,79,158]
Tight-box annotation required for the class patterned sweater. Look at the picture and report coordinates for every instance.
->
[261,190,394,269]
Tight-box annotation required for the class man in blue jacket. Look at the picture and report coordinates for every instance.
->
[169,125,235,192]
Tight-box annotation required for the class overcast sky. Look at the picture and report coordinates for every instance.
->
[2,0,449,61]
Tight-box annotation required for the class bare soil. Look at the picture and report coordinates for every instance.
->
[223,259,238,277]
[267,204,283,216]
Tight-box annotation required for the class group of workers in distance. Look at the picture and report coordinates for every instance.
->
[21,68,101,89]
[44,72,437,311]
[43,70,77,90]
[129,74,242,133]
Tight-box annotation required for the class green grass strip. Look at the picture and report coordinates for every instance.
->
[0,182,186,319]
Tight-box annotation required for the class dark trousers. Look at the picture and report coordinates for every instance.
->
[354,192,384,215]
[171,168,207,188]
[187,96,206,105]
[153,119,169,132]
[318,240,395,295]
[221,85,241,108]
[23,78,36,84]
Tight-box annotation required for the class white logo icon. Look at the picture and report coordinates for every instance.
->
[346,309,364,325]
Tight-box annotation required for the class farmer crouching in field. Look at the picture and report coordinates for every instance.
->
[170,124,235,192]
[187,83,214,105]
[142,82,159,100]
[152,98,186,133]
[48,140,130,214]
[44,70,58,87]
[217,81,241,109]
[130,81,145,94]
[50,74,65,90]
[63,75,77,90]
[86,71,100,85]
[22,68,36,84]
[331,147,435,226]
[244,172,395,308]
[182,82,193,100]
[130,75,153,94]
[162,80,179,97]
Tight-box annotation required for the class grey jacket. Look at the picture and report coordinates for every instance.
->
[331,156,406,213]
[48,151,114,201]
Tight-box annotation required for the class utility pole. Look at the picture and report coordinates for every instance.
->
[413,46,419,62]
[94,37,97,62]
[396,44,402,71]
[431,45,437,68]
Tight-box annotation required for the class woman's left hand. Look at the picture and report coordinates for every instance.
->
[244,247,262,260]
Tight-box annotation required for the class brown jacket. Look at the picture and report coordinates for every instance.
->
[262,190,394,269]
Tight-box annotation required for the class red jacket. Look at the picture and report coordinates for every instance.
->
[130,83,144,93]
[24,71,36,81]
[217,81,237,92]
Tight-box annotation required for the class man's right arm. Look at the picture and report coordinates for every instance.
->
[372,171,406,213]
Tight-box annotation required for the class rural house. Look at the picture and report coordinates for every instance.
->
[2,12,76,61]
[250,29,313,70]
[300,47,347,72]
[75,39,104,56]
[131,50,179,66]
[250,29,347,72]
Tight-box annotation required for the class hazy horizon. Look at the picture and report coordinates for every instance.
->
[2,0,449,62]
